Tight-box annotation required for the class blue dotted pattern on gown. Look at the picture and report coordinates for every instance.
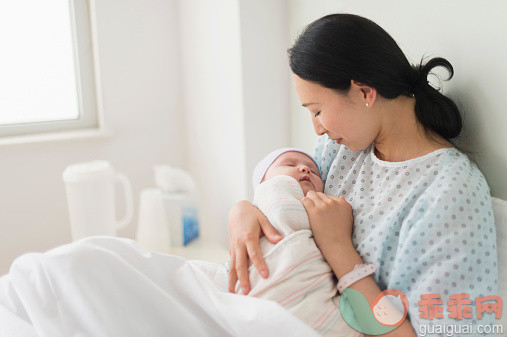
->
[313,134,498,335]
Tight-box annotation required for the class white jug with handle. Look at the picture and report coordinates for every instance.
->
[62,160,134,241]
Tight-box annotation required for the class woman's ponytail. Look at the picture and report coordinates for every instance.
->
[411,57,462,140]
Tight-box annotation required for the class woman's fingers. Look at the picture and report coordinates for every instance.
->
[327,194,342,201]
[226,200,277,294]
[228,253,238,293]
[316,192,334,203]
[245,241,269,279]
[235,245,250,295]
[259,211,282,244]
[315,192,348,205]
[301,194,315,208]
[304,190,326,207]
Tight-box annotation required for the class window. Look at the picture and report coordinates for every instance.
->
[0,0,102,139]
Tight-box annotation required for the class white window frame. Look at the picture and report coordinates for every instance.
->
[0,0,110,145]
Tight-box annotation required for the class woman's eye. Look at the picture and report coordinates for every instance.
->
[314,111,321,117]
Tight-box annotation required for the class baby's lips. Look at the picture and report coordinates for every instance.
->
[299,176,313,185]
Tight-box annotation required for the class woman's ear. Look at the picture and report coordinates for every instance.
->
[351,80,376,107]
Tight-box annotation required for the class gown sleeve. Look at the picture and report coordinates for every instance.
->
[387,160,499,335]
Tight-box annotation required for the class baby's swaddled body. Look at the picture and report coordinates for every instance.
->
[236,175,359,336]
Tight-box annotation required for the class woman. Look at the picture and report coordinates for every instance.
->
[227,14,498,336]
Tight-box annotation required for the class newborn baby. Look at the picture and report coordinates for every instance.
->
[234,148,360,337]
[253,148,324,241]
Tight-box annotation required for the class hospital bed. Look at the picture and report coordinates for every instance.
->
[0,197,505,337]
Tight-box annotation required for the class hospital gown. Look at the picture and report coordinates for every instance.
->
[314,134,498,336]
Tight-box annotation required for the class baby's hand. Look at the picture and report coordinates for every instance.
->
[301,192,354,254]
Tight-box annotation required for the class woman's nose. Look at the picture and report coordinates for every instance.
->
[312,117,327,136]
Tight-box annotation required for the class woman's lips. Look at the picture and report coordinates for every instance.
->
[335,138,343,144]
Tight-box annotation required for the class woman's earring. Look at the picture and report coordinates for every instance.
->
[366,103,369,107]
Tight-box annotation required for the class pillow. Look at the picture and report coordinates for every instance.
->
[492,197,507,333]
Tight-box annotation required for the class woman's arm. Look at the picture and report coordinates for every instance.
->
[301,192,417,337]
[227,200,282,294]
[325,242,417,337]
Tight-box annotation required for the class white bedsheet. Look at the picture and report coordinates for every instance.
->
[0,236,320,337]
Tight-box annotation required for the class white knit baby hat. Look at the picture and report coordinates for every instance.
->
[252,148,320,190]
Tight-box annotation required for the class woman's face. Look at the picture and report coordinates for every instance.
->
[292,74,380,152]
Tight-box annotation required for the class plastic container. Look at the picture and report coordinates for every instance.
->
[154,166,199,247]
[135,188,171,252]
[62,160,134,241]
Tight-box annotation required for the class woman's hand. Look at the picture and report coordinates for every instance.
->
[227,200,282,295]
[301,192,354,257]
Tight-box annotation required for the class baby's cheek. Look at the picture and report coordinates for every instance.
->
[300,183,313,196]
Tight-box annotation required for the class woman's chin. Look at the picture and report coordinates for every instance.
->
[343,142,369,152]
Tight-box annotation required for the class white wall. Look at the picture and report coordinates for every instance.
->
[288,0,507,199]
[178,0,291,244]
[238,0,291,197]
[0,0,186,274]
[178,0,247,245]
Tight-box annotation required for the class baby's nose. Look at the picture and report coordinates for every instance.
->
[299,166,310,173]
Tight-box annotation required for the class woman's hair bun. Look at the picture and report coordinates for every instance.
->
[412,57,454,94]
[410,57,461,140]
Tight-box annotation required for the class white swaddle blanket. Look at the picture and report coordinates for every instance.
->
[237,175,360,336]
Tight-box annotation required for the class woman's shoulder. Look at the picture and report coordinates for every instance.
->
[435,147,490,194]
[419,148,493,219]
[397,148,496,257]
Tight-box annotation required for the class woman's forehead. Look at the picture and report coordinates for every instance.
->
[293,74,330,102]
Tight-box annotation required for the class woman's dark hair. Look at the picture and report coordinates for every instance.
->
[288,14,463,146]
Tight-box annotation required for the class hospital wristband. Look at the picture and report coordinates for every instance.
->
[337,263,376,294]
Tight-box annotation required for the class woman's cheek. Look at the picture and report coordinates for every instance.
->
[320,114,341,134]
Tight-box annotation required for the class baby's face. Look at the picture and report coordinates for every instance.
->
[262,152,324,195]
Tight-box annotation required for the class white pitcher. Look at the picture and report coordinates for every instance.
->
[62,160,133,241]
